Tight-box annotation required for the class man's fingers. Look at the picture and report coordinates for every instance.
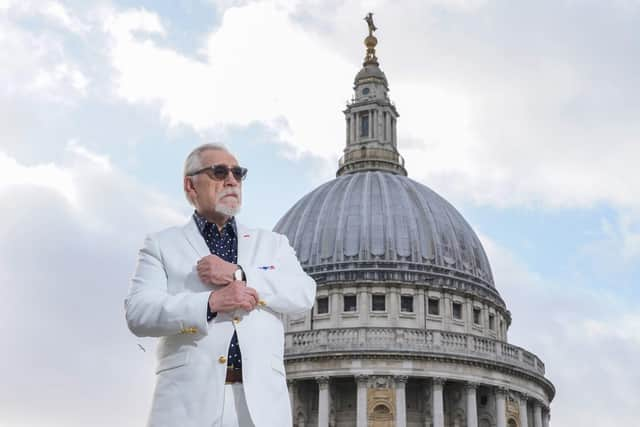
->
[243,288,258,305]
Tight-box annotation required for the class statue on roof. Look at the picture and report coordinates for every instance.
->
[364,12,377,36]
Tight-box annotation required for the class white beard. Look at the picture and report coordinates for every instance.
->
[215,203,240,216]
[215,188,242,216]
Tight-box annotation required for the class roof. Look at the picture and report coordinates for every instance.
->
[274,171,495,289]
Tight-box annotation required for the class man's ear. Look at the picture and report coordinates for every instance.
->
[184,176,196,200]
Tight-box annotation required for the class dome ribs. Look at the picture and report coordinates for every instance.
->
[273,172,497,290]
[311,177,348,266]
[377,172,400,259]
[368,172,386,257]
[342,174,363,259]
[407,180,440,264]
[332,175,359,262]
[293,181,333,264]
[357,172,371,260]
[388,175,412,259]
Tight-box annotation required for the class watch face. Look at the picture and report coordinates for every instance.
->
[234,268,243,281]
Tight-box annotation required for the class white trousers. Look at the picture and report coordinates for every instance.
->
[221,384,255,427]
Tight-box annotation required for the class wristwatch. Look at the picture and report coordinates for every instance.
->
[234,265,245,281]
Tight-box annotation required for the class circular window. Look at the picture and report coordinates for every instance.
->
[362,87,370,95]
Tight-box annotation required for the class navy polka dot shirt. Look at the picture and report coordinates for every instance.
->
[193,211,243,371]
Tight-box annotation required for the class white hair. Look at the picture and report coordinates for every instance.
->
[183,143,229,205]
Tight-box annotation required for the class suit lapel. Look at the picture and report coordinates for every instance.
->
[237,223,254,268]
[182,217,211,258]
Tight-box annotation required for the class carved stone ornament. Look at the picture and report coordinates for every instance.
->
[316,376,330,388]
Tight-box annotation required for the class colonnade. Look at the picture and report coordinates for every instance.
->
[288,377,550,427]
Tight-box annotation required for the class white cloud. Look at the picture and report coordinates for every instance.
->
[0,146,187,426]
[0,5,90,102]
[101,1,640,217]
[481,233,640,426]
[106,3,352,160]
[0,150,78,206]
[579,212,640,266]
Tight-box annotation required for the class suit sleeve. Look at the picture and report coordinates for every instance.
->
[243,233,316,315]
[124,234,210,338]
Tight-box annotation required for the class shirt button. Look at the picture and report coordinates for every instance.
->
[218,356,227,364]
[233,317,240,324]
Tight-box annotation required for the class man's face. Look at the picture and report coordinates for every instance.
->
[186,149,243,218]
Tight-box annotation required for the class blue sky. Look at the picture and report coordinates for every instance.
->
[1,1,639,426]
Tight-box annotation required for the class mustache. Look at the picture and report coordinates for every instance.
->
[217,188,240,200]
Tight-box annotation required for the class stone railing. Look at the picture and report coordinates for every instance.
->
[285,327,545,377]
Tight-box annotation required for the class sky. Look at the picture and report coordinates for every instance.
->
[0,0,638,425]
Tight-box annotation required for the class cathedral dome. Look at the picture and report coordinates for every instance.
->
[274,170,497,293]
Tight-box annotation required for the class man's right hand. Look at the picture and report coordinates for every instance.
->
[208,281,259,313]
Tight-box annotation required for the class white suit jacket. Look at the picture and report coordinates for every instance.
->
[125,217,316,427]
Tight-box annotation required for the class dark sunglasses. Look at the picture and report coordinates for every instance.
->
[188,164,248,181]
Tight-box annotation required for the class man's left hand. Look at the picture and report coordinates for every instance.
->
[196,255,238,286]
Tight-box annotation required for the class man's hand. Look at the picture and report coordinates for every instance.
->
[208,281,259,313]
[197,255,237,286]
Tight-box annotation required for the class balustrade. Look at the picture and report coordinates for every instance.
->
[285,327,545,376]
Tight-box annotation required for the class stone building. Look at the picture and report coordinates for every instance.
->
[273,17,555,427]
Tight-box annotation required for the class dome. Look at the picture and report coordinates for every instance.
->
[354,64,388,87]
[274,171,497,294]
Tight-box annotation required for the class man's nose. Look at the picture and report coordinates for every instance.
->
[224,171,239,186]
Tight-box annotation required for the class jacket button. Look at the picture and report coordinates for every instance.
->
[258,300,266,307]
[218,356,227,364]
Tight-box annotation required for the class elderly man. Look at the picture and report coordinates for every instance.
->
[125,143,316,427]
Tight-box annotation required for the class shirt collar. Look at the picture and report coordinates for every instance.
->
[192,210,237,238]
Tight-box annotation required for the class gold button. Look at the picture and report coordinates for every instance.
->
[258,300,266,307]
[233,317,240,324]
[218,356,227,364]
[189,327,197,333]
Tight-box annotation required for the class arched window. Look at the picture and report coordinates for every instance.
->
[508,419,518,427]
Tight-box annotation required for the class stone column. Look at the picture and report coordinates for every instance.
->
[518,393,528,427]
[495,387,507,427]
[358,287,369,324]
[395,376,408,427]
[533,402,543,427]
[287,379,296,422]
[392,118,397,145]
[543,409,550,427]
[356,375,368,427]
[389,287,399,323]
[385,111,391,142]
[432,378,445,427]
[331,291,340,324]
[352,113,356,143]
[416,288,426,329]
[465,382,478,427]
[317,376,330,427]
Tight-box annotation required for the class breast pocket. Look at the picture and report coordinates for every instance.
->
[155,351,191,375]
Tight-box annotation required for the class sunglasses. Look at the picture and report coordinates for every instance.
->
[188,164,248,181]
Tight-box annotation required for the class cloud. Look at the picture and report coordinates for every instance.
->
[0,2,90,104]
[579,212,640,269]
[0,146,186,426]
[105,3,352,160]
[101,0,640,217]
[481,233,640,426]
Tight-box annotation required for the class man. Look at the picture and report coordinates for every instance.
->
[125,143,316,427]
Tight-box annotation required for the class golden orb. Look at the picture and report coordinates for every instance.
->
[364,35,378,47]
